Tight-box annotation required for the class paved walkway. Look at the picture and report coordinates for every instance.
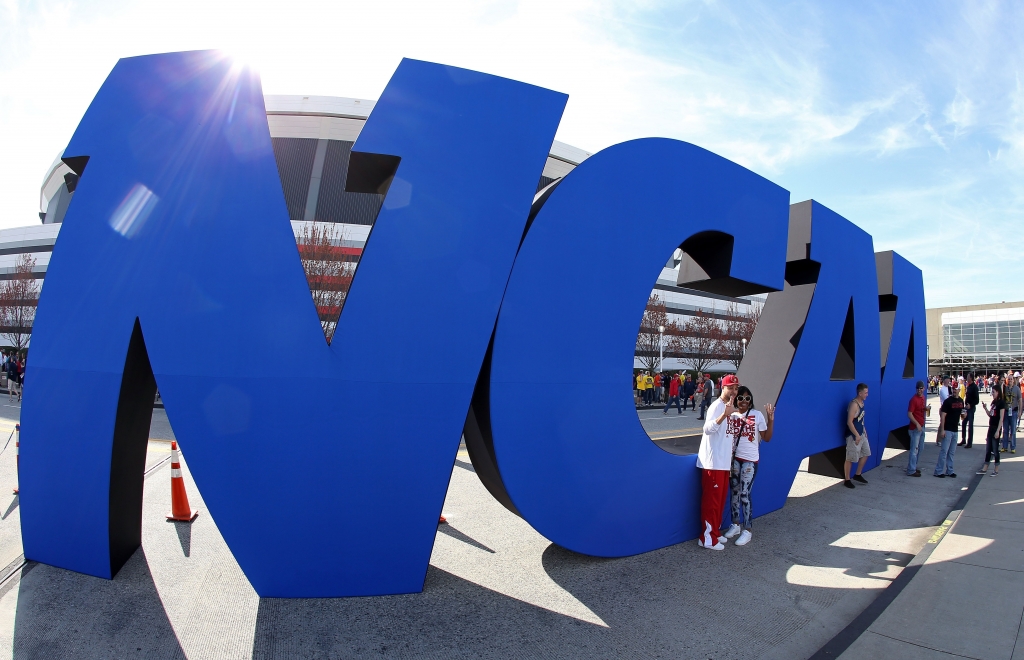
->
[0,401,1010,658]
[838,450,1024,660]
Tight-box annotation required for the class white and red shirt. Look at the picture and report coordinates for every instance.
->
[728,410,768,462]
[696,398,732,470]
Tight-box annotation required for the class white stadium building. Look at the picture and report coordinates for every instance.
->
[8,95,764,370]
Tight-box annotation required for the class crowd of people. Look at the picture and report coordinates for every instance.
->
[633,370,721,419]
[688,367,1024,552]
[1,352,24,402]
[922,371,1022,479]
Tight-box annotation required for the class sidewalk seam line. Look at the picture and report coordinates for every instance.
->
[868,631,983,659]
[945,560,1024,574]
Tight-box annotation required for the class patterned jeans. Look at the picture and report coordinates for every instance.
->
[730,458,759,529]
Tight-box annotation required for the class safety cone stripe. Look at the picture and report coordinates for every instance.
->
[171,468,182,478]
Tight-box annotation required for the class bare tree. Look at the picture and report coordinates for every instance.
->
[295,222,356,343]
[635,294,676,372]
[0,253,40,353]
[670,309,724,375]
[720,302,762,369]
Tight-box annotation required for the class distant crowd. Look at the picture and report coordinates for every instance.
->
[1,352,24,402]
[636,366,1023,552]
[634,370,723,420]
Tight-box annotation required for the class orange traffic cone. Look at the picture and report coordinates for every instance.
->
[12,424,19,495]
[439,515,447,524]
[166,441,198,522]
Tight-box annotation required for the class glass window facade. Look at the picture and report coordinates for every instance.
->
[943,320,1024,360]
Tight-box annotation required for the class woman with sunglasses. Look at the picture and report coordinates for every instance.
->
[723,386,775,546]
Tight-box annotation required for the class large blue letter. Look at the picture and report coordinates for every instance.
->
[22,51,566,596]
[471,139,789,556]
[738,200,882,512]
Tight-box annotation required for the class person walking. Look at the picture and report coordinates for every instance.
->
[844,383,871,488]
[979,385,1004,476]
[695,374,740,550]
[1003,375,1020,453]
[663,372,682,415]
[681,374,696,411]
[959,374,979,448]
[698,373,715,420]
[934,386,965,478]
[906,381,927,476]
[722,386,774,547]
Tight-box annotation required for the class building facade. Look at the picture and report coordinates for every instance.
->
[926,301,1024,375]
[14,95,761,368]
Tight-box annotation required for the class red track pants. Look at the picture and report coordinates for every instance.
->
[700,469,729,546]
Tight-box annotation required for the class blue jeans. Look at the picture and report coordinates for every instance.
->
[934,430,957,475]
[663,395,681,413]
[907,427,925,475]
[1002,409,1017,450]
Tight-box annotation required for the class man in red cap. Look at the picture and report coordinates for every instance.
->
[696,373,740,549]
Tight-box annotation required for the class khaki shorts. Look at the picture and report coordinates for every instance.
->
[846,433,871,462]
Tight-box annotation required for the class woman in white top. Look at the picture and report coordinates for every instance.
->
[723,386,774,546]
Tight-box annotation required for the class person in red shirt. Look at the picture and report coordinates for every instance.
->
[663,372,682,414]
[906,381,927,476]
[653,373,663,404]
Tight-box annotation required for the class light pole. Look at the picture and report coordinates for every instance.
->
[742,337,747,357]
[658,325,665,372]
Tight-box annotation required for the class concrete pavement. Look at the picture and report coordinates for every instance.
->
[838,450,1024,660]
[0,400,1008,658]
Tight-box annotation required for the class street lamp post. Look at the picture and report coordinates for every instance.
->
[658,325,665,372]
[742,337,747,357]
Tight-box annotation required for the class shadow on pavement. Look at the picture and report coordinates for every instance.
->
[1,496,17,521]
[172,521,192,557]
[436,524,495,553]
[12,548,184,659]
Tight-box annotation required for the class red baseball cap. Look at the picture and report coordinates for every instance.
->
[721,374,740,387]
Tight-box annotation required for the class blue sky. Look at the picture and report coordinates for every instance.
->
[1,0,1021,307]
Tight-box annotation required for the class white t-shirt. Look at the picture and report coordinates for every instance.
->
[728,410,769,462]
[696,398,732,470]
[939,385,950,405]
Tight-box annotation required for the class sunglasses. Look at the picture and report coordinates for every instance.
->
[735,395,752,402]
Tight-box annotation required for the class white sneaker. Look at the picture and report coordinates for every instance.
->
[698,540,726,550]
[724,524,742,539]
[735,530,752,546]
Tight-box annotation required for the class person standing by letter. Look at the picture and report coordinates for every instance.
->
[844,384,871,489]
[934,386,965,478]
[722,386,774,547]
[695,374,740,550]
[906,381,926,477]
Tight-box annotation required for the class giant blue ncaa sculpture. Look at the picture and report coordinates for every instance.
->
[21,51,926,597]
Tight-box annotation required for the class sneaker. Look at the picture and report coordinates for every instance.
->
[991,471,999,476]
[957,441,965,446]
[699,540,725,550]
[724,524,742,539]
[934,474,945,478]
[1013,450,1017,454]
[909,471,921,477]
[853,474,868,484]
[1000,448,1006,452]
[947,473,957,478]
[735,530,752,546]
[718,536,727,545]
[844,480,855,489]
